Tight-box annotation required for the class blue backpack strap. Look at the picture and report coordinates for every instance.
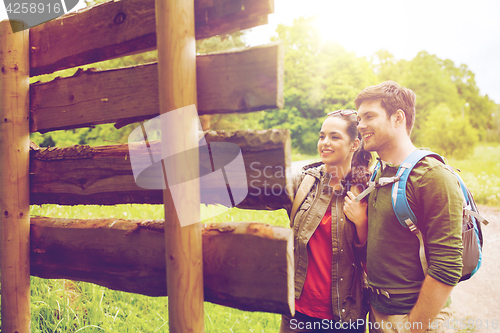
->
[392,150,444,229]
[391,150,446,276]
[391,149,488,282]
[371,160,381,182]
[354,160,381,202]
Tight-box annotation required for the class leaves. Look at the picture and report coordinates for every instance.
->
[261,17,376,154]
[30,9,498,157]
[420,103,479,159]
[378,50,496,147]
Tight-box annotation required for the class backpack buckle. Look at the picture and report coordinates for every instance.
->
[405,219,419,235]
[354,182,376,202]
[377,176,400,187]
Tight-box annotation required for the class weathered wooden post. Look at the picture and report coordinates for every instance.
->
[0,20,31,333]
[155,0,204,332]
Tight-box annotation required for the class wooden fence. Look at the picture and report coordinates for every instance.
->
[0,0,294,331]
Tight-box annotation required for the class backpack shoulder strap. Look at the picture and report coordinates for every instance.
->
[391,149,444,229]
[370,160,381,182]
[392,150,444,276]
[454,171,489,225]
[290,174,316,225]
[354,160,381,202]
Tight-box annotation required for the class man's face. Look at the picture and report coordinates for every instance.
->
[357,100,396,152]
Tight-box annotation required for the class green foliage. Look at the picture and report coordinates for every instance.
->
[372,49,409,82]
[441,59,496,140]
[420,103,479,159]
[486,105,500,142]
[260,17,377,154]
[448,144,500,207]
[30,123,139,148]
[27,274,282,332]
[28,276,282,333]
[207,111,267,132]
[3,148,496,331]
[196,31,247,54]
[29,6,499,157]
[29,204,290,227]
[372,50,500,148]
[15,204,290,331]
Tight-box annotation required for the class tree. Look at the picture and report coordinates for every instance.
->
[260,17,376,154]
[486,104,500,142]
[196,31,246,54]
[374,50,496,145]
[441,59,496,141]
[398,51,463,144]
[371,49,408,83]
[420,103,479,159]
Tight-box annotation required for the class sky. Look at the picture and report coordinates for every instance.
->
[244,0,500,104]
[1,0,499,103]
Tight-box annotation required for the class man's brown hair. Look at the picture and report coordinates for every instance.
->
[354,81,416,134]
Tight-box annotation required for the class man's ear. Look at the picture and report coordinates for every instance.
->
[394,109,406,128]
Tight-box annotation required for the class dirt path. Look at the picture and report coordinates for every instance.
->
[449,205,500,331]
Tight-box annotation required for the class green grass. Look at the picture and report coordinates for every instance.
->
[29,203,290,227]
[447,144,500,207]
[28,276,281,332]
[2,144,497,331]
[2,204,290,332]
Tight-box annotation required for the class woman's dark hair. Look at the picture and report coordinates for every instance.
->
[329,112,372,187]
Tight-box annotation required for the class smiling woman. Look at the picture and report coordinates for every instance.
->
[280,110,372,332]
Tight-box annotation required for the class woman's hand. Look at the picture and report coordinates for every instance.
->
[343,191,368,245]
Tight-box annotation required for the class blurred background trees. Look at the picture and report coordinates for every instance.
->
[257,17,497,158]
[30,14,499,159]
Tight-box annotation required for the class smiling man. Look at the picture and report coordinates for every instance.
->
[352,81,463,333]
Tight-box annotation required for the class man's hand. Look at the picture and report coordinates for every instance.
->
[408,275,454,333]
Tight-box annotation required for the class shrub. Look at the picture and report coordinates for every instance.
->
[419,103,479,159]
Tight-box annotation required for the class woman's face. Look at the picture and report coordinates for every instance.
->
[318,117,358,172]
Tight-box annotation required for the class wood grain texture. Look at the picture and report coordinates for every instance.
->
[196,43,283,114]
[29,0,273,76]
[155,0,204,330]
[28,218,293,315]
[30,44,283,133]
[29,129,293,210]
[0,20,31,333]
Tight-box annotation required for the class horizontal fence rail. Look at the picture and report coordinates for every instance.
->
[27,218,294,315]
[30,44,283,133]
[30,129,293,209]
[29,0,274,76]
